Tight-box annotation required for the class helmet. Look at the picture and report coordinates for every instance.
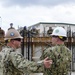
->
[4,28,23,40]
[51,27,67,37]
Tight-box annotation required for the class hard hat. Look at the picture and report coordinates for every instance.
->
[51,27,67,37]
[4,28,23,40]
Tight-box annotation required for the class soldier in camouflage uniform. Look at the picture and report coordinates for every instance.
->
[41,27,72,75]
[0,26,52,75]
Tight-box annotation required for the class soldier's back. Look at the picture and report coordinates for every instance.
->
[41,44,72,75]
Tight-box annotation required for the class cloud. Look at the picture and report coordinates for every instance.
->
[0,0,75,32]
[0,0,75,7]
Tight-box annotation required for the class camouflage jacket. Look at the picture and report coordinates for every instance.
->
[0,46,43,75]
[40,44,72,75]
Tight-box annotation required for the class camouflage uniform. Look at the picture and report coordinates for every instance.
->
[40,44,72,75]
[0,46,43,75]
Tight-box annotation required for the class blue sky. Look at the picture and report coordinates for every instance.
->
[0,0,75,31]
